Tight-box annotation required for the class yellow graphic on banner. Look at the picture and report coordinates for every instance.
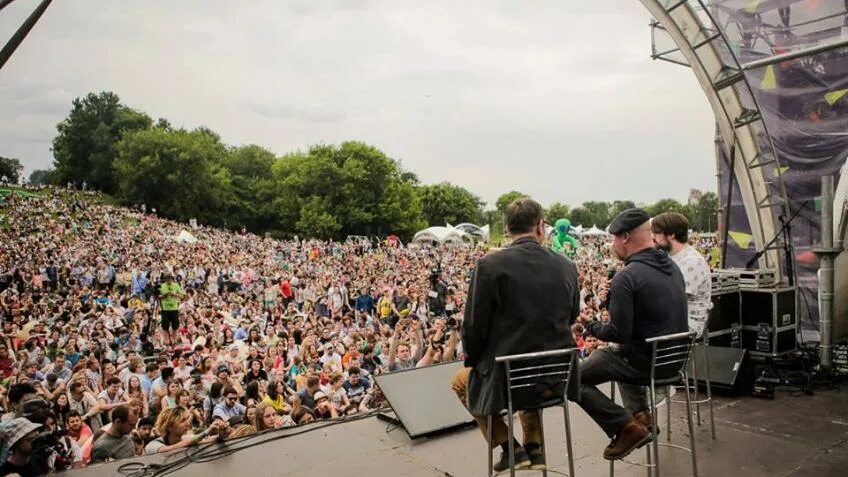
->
[779,166,789,174]
[745,0,761,13]
[825,89,848,106]
[761,65,777,90]
[728,231,753,250]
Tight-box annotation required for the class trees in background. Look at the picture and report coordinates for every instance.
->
[544,202,570,225]
[45,91,719,240]
[52,92,152,193]
[113,126,233,227]
[418,182,484,226]
[269,142,424,239]
[0,157,23,183]
[28,169,53,185]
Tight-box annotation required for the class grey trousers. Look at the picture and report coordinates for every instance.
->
[572,347,650,438]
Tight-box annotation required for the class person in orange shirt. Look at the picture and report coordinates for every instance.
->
[341,344,360,369]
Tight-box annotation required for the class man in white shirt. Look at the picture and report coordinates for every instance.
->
[319,344,342,370]
[651,212,712,335]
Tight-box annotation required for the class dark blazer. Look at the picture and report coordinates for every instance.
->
[461,236,580,416]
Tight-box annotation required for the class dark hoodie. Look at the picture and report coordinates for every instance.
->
[586,247,687,368]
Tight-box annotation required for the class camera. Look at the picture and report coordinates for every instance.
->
[428,266,442,286]
[445,317,458,331]
[21,398,74,473]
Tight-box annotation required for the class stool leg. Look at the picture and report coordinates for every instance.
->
[487,415,494,477]
[645,444,652,477]
[508,400,516,477]
[539,408,548,477]
[564,402,575,477]
[665,385,671,443]
[703,339,716,440]
[649,379,660,477]
[692,353,701,425]
[683,372,699,477]
[609,383,616,477]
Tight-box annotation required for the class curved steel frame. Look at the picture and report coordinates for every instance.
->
[640,0,791,281]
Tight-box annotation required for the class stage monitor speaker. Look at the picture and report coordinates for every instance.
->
[690,345,746,389]
[374,360,474,438]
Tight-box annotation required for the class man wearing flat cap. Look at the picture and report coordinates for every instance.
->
[574,208,687,460]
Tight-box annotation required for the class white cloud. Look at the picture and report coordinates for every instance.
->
[0,0,716,207]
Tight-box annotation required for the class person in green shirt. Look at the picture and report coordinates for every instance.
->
[159,274,184,346]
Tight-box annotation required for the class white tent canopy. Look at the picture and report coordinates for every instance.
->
[177,230,198,243]
[582,225,609,237]
[453,223,490,242]
[411,226,470,245]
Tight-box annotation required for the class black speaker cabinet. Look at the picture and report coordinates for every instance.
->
[740,287,797,357]
[707,290,742,348]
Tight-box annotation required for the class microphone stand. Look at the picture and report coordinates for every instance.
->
[745,201,808,286]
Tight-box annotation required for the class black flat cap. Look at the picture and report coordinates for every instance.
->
[608,208,651,235]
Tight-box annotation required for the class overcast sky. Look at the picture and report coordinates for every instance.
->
[0,0,717,208]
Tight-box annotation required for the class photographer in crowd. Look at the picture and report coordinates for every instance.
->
[158,274,183,346]
[0,418,42,476]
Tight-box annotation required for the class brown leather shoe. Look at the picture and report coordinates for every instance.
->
[603,417,651,461]
[633,409,660,438]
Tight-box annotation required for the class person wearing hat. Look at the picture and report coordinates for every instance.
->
[0,417,43,476]
[312,390,337,420]
[214,364,243,396]
[319,343,342,370]
[574,208,688,460]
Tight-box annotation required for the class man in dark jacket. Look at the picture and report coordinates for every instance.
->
[577,208,688,460]
[451,198,580,472]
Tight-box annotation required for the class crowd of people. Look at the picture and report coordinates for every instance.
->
[0,187,717,474]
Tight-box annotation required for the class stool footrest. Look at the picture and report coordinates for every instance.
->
[657,442,694,453]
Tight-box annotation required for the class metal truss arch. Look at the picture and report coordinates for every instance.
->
[640,0,791,281]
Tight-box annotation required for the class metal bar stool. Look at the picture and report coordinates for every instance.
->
[666,331,716,442]
[487,348,580,477]
[609,331,699,477]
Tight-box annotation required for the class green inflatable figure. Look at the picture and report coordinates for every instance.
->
[551,218,579,257]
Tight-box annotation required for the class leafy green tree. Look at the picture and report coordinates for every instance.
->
[222,144,278,231]
[582,201,612,228]
[0,157,23,183]
[28,169,53,186]
[296,196,342,238]
[568,207,591,227]
[113,127,233,226]
[544,202,570,225]
[609,200,636,219]
[647,198,685,216]
[418,182,484,226]
[495,191,528,215]
[270,142,424,239]
[52,92,152,193]
[692,192,719,231]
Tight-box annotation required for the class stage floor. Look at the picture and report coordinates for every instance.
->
[75,386,848,477]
